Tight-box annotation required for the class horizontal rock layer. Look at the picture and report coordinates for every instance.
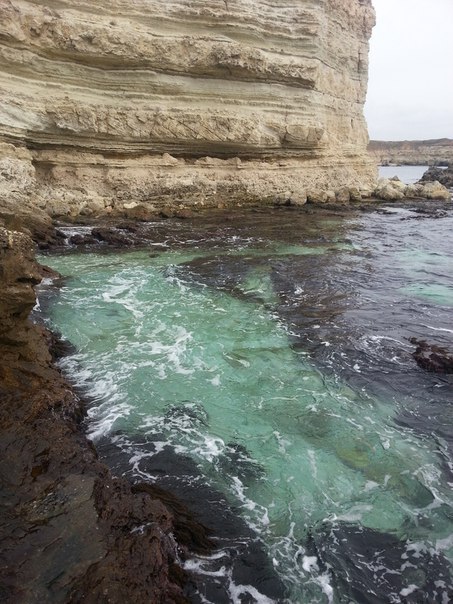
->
[0,0,376,215]
[368,139,453,167]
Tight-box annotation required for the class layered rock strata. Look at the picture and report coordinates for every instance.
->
[368,139,453,167]
[0,0,376,216]
[0,225,213,603]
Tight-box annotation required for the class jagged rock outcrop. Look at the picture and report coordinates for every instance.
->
[368,139,453,167]
[420,166,453,188]
[0,0,376,216]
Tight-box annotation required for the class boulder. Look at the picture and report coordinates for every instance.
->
[307,189,328,204]
[336,187,351,203]
[404,183,424,198]
[349,187,362,202]
[289,192,308,206]
[274,191,292,206]
[122,203,157,221]
[418,181,451,200]
[326,190,337,203]
[374,179,405,201]
[388,176,407,192]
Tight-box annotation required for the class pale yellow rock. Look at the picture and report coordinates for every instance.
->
[307,190,329,205]
[388,178,407,192]
[0,0,377,215]
[349,187,362,202]
[336,187,351,203]
[290,192,308,207]
[404,184,424,198]
[419,181,451,201]
[326,190,337,203]
[374,179,405,202]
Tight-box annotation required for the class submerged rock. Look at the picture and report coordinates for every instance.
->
[410,338,453,374]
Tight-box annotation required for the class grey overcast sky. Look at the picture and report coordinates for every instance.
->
[364,0,453,141]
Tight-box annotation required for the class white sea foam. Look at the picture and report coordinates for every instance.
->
[302,556,319,573]
[183,559,228,578]
[422,324,453,334]
[227,578,276,604]
[400,585,419,597]
[436,533,453,551]
[331,504,373,523]
[311,572,334,604]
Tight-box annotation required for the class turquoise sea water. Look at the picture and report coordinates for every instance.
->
[39,208,453,603]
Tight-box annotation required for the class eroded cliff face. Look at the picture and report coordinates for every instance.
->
[0,0,376,216]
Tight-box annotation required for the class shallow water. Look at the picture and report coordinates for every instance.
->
[39,207,453,603]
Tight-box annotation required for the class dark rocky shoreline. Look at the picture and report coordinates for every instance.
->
[0,225,217,603]
[2,199,453,603]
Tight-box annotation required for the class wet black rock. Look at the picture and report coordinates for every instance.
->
[419,166,453,188]
[91,227,133,246]
[97,437,288,604]
[0,228,191,603]
[307,522,452,603]
[69,233,98,245]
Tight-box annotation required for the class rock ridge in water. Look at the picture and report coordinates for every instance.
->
[0,225,211,603]
[0,0,376,216]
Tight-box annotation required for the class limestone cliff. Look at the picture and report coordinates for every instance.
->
[0,0,376,216]
[369,139,453,166]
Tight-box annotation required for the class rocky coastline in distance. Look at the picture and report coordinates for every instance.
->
[368,138,453,166]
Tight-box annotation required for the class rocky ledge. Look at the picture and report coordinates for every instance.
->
[0,225,214,603]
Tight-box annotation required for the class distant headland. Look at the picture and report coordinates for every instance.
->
[368,138,453,166]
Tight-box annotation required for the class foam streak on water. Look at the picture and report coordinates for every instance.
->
[39,208,453,603]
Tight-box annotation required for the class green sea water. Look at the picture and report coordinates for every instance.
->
[39,210,453,603]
